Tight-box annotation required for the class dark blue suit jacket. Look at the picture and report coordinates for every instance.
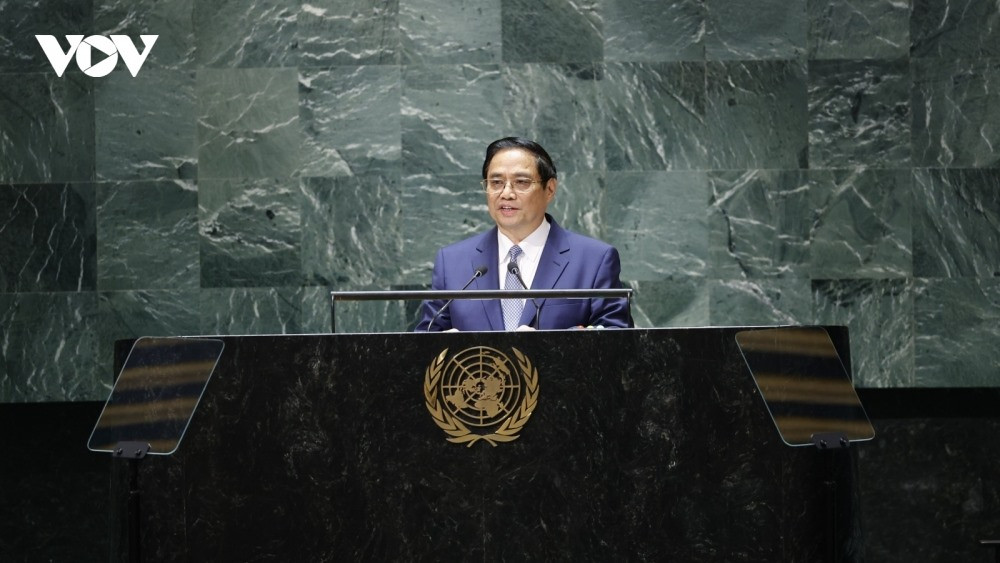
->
[416,215,632,331]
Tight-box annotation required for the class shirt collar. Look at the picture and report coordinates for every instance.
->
[498,218,551,264]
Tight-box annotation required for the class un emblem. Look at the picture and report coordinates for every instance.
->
[423,346,539,446]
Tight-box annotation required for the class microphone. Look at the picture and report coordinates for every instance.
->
[425,265,488,331]
[506,262,541,330]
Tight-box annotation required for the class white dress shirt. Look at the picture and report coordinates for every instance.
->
[497,218,551,291]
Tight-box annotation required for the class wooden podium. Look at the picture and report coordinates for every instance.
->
[109,327,860,562]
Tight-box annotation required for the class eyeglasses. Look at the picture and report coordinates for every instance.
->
[481,177,542,194]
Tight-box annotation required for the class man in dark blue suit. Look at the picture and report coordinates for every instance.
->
[416,137,633,331]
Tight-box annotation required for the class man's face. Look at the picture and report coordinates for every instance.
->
[485,148,556,243]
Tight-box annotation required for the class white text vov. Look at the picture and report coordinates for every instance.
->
[36,35,158,77]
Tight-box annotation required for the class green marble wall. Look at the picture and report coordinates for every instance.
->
[1,0,998,401]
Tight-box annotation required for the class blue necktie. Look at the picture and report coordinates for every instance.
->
[502,245,524,331]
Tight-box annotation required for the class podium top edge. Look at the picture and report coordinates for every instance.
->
[329,289,634,301]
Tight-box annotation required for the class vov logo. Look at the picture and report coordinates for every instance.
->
[35,35,158,77]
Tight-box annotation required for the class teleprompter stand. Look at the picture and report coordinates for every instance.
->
[88,337,224,563]
[736,326,875,562]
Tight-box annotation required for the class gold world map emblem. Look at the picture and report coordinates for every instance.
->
[423,346,539,446]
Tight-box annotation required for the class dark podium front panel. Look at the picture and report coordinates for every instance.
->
[112,327,857,562]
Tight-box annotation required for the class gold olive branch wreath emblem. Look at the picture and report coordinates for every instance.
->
[423,347,539,447]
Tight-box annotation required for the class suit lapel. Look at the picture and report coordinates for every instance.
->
[520,216,570,327]
[474,228,503,331]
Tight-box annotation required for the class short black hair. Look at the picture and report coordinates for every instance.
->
[482,137,557,183]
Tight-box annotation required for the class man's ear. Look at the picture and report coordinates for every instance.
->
[545,178,557,200]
